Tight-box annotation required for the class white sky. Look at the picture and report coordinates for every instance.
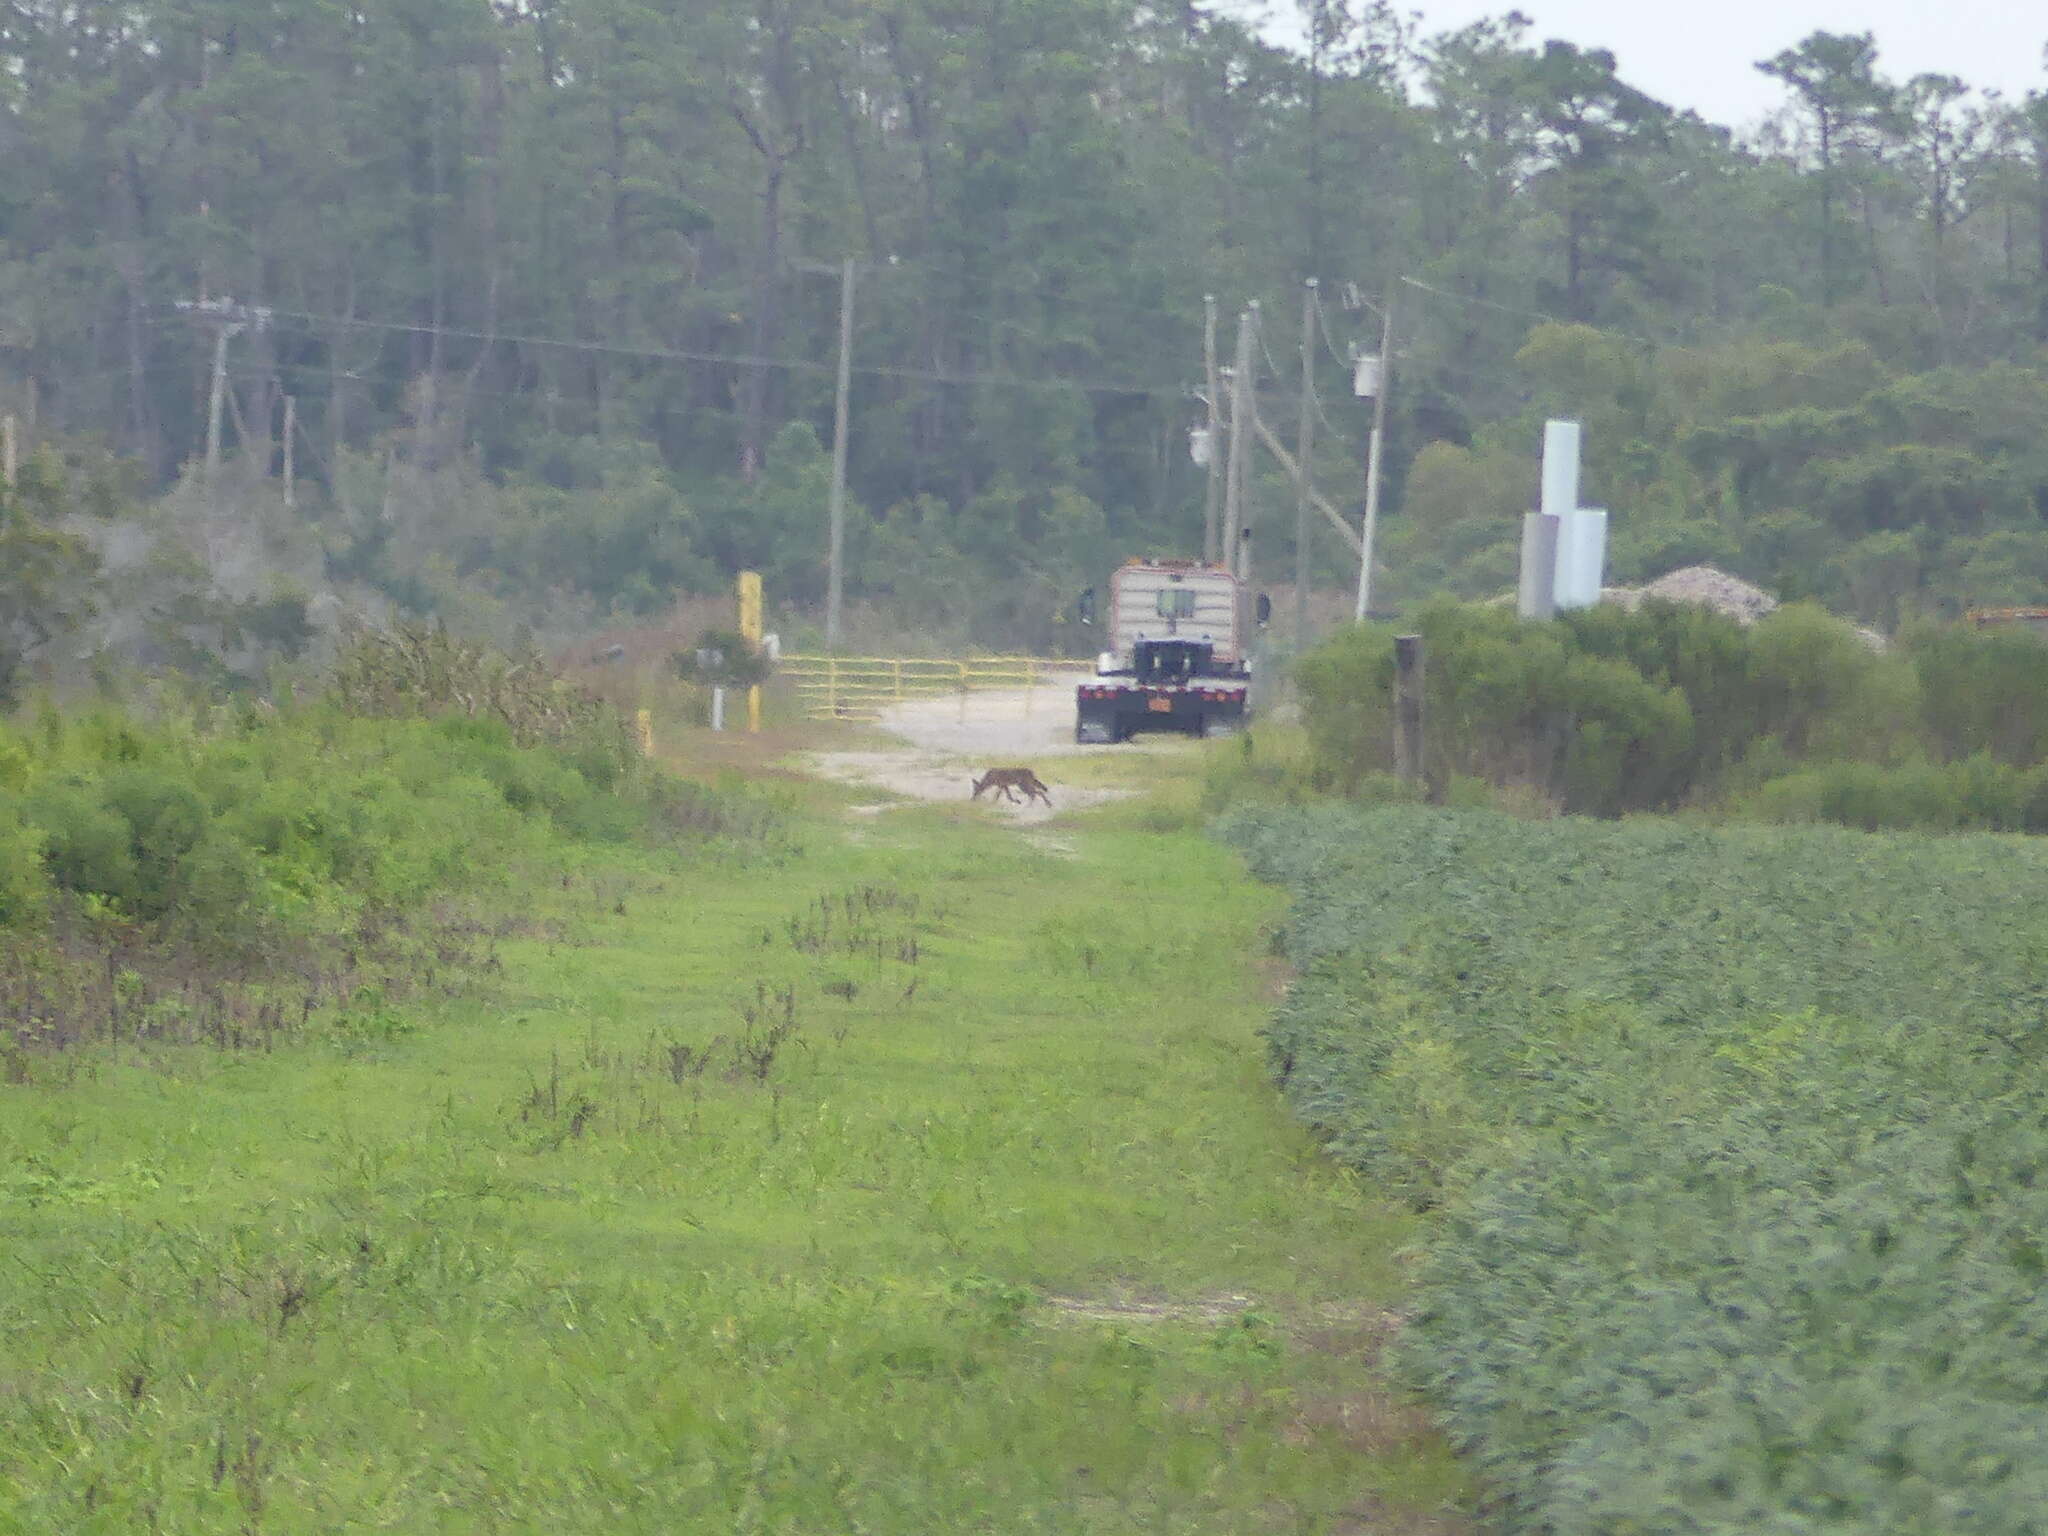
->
[1225,0,2048,130]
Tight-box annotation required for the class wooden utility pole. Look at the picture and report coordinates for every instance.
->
[178,298,266,495]
[1249,412,1360,555]
[1393,633,1425,788]
[282,395,297,508]
[205,323,233,490]
[2,414,15,490]
[1355,289,1396,621]
[1222,301,1258,579]
[794,256,864,649]
[1202,294,1223,564]
[826,257,855,650]
[1295,279,1317,647]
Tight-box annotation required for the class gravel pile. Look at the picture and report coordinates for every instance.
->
[1606,564,1780,624]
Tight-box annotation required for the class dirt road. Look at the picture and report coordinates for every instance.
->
[807,688,1170,822]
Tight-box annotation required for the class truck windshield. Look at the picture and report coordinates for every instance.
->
[1155,589,1196,619]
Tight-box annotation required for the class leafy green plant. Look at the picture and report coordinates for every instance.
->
[1227,802,2048,1532]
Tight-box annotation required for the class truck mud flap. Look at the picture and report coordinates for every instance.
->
[1075,700,1120,744]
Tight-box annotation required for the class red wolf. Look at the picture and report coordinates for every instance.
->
[970,767,1052,805]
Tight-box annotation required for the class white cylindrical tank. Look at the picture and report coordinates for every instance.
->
[1541,420,1581,519]
[1554,510,1609,610]
[1518,512,1560,620]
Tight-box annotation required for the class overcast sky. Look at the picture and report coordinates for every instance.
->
[1225,0,2048,130]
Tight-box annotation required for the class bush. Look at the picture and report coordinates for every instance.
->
[1738,754,2037,833]
[1,692,783,968]
[1908,621,2048,765]
[100,766,210,918]
[0,795,47,927]
[1295,601,1697,816]
[25,783,142,909]
[1292,599,2048,833]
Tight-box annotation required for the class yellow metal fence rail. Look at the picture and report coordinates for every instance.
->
[776,654,1094,721]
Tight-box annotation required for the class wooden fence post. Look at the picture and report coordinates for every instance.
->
[1394,634,1426,791]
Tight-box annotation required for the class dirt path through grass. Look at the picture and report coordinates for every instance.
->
[0,719,1468,1532]
[806,686,1168,820]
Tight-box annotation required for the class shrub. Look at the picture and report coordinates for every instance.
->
[0,794,48,927]
[1908,621,2048,765]
[1295,601,1697,816]
[26,782,141,909]
[100,766,210,918]
[1737,754,2035,833]
[1292,599,2048,833]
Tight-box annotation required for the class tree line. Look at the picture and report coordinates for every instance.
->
[5,1,2048,649]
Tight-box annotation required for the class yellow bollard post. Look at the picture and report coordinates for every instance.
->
[737,570,763,732]
[635,708,654,758]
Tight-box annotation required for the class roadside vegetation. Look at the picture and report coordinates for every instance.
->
[0,628,781,1053]
[1225,802,2048,1532]
[0,681,1468,1531]
[1281,597,2048,834]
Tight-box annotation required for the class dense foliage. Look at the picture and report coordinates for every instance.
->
[1295,597,2048,826]
[6,5,2048,642]
[0,639,783,1051]
[1224,803,2048,1532]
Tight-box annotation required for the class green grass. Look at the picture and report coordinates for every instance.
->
[0,768,1463,1531]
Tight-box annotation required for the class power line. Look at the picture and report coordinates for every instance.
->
[208,304,1195,401]
[1256,321,1286,388]
[1310,285,1356,371]
[1396,276,1674,349]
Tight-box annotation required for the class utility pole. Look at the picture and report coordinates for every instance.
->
[827,257,855,650]
[2,414,15,491]
[793,257,867,649]
[205,324,233,489]
[1295,279,1317,648]
[1355,288,1395,621]
[282,395,297,509]
[1223,301,1258,579]
[176,297,269,495]
[1393,633,1426,789]
[1202,294,1223,564]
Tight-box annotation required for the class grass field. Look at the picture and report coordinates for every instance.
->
[0,739,1465,1531]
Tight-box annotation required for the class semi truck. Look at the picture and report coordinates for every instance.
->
[1073,558,1267,743]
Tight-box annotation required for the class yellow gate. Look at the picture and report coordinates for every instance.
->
[776,655,1094,722]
